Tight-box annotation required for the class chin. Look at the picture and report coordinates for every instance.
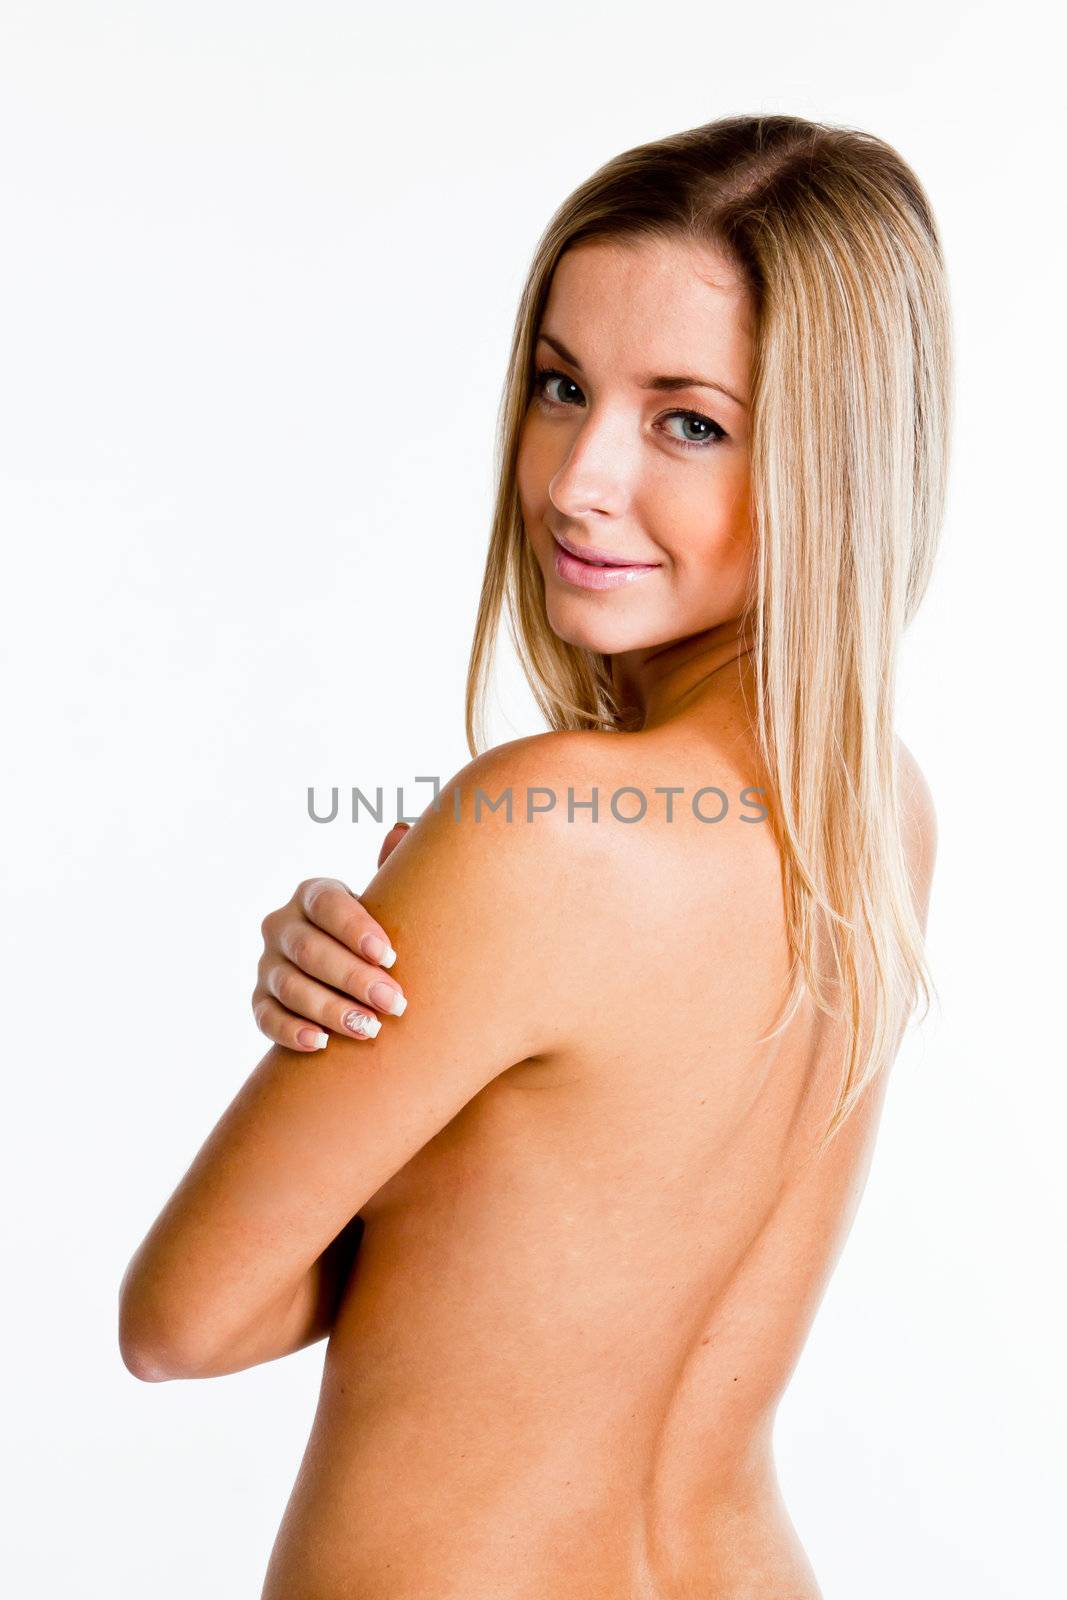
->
[543,596,651,655]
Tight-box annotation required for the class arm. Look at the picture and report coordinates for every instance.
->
[118,736,586,1382]
[123,827,417,1378]
[119,1214,364,1381]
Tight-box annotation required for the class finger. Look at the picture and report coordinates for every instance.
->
[264,960,394,1039]
[272,923,406,1014]
[252,992,332,1052]
[378,821,411,868]
[298,878,397,969]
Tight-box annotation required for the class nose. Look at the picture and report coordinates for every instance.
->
[546,406,632,520]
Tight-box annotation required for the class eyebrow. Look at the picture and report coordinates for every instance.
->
[536,330,748,410]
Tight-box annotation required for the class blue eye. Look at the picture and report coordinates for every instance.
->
[661,412,726,448]
[534,369,583,408]
[531,367,727,451]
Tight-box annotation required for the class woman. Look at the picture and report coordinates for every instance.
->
[118,113,950,1598]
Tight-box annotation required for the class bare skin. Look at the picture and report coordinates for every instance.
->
[126,237,937,1597]
[260,685,936,1599]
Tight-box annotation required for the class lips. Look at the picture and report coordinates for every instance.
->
[551,534,660,592]
[552,533,658,569]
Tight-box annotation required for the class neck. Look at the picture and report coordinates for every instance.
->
[609,616,757,732]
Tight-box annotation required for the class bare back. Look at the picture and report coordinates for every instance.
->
[262,720,935,1600]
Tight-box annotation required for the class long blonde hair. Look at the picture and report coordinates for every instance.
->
[464,114,953,1153]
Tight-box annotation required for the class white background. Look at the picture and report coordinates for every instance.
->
[2,3,1063,1595]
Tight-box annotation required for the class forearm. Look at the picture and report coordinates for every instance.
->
[124,1214,365,1381]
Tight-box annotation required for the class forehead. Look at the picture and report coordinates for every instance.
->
[539,236,755,365]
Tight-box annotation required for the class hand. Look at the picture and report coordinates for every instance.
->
[252,823,412,1050]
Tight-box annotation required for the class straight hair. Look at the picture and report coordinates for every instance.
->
[464,114,953,1155]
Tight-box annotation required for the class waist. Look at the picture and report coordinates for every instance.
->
[260,1365,807,1600]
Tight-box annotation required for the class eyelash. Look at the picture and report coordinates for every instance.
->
[531,366,728,450]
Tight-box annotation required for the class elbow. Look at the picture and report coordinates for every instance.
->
[118,1267,195,1383]
[118,1297,183,1382]
[120,1338,177,1384]
[119,1312,205,1382]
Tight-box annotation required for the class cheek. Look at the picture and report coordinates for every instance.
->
[515,417,549,516]
[726,469,753,542]
[652,458,752,561]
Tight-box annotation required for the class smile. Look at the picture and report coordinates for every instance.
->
[551,535,660,592]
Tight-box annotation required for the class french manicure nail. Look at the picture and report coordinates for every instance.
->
[359,933,398,968]
[297,1028,330,1050]
[369,981,406,1016]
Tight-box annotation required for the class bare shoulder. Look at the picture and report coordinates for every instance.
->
[895,736,939,924]
[414,730,622,844]
[895,736,938,830]
[460,728,629,797]
[469,726,770,833]
[384,725,804,1107]
[378,728,648,942]
[471,724,785,972]
[473,727,795,1087]
[352,732,635,1068]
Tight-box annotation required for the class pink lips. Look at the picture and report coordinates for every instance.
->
[551,534,660,592]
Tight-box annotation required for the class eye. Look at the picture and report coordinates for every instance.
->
[661,411,728,450]
[531,367,728,452]
[533,367,584,407]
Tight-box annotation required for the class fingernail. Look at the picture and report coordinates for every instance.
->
[297,1028,330,1050]
[359,932,397,967]
[343,1010,381,1038]
[369,981,407,1016]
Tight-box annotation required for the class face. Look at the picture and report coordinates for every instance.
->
[517,236,755,668]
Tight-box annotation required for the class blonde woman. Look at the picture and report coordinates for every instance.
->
[119,113,950,1598]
